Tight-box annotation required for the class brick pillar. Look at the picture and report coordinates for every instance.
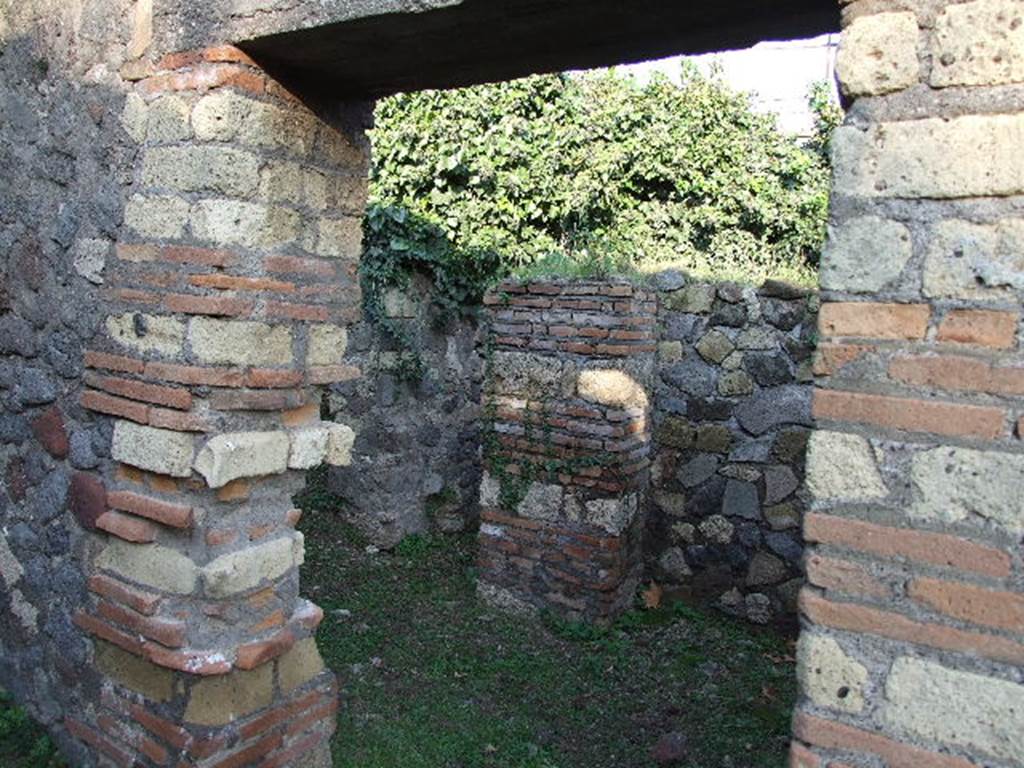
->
[794,3,1024,766]
[64,47,366,767]
[477,279,656,624]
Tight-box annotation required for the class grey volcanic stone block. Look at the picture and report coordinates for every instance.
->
[722,480,760,520]
[744,352,792,387]
[735,386,811,436]
[0,316,39,357]
[764,465,799,505]
[653,269,686,291]
[68,430,100,469]
[765,532,803,564]
[0,413,30,444]
[678,453,719,488]
[29,469,70,523]
[729,436,773,463]
[661,359,717,397]
[15,369,57,406]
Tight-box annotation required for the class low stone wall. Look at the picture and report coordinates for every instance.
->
[325,276,483,546]
[475,274,816,624]
[648,274,817,624]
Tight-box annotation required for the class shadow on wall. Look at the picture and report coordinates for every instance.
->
[315,200,818,627]
[321,205,491,548]
[0,27,137,765]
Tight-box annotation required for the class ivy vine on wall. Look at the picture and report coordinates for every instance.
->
[360,64,839,354]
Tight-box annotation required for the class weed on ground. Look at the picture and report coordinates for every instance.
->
[0,690,64,768]
[297,472,797,768]
[2,471,796,768]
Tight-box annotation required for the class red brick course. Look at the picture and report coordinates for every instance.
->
[85,372,193,410]
[88,574,162,616]
[65,717,134,768]
[189,274,296,293]
[908,577,1024,633]
[148,407,212,432]
[163,293,254,317]
[263,255,336,277]
[235,629,297,670]
[209,389,306,411]
[106,490,194,529]
[265,301,331,322]
[805,554,889,599]
[85,349,145,374]
[95,599,187,648]
[804,513,1012,578]
[818,302,930,340]
[812,343,871,377]
[812,389,1006,439]
[788,742,821,768]
[793,713,974,768]
[126,702,190,751]
[260,730,331,768]
[209,733,283,768]
[800,590,1024,666]
[73,612,144,656]
[936,309,1018,349]
[81,390,150,424]
[155,45,257,72]
[138,63,267,98]
[248,369,304,388]
[95,511,158,543]
[889,354,1024,395]
[145,362,245,387]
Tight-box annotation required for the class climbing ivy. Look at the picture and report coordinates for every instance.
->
[361,64,837,329]
[479,333,618,511]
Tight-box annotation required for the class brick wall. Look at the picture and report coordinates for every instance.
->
[65,45,366,768]
[792,2,1024,766]
[477,279,656,623]
[0,15,367,762]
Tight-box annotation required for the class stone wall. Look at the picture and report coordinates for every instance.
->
[1,5,369,764]
[4,2,1024,767]
[792,2,1024,766]
[325,277,483,546]
[649,274,817,624]
[2,2,144,764]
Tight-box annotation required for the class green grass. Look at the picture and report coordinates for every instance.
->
[4,469,796,767]
[298,471,797,768]
[509,248,818,290]
[0,691,64,768]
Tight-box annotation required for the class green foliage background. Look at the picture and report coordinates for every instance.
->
[362,64,836,321]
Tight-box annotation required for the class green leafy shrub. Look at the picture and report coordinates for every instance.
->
[0,692,64,768]
[362,64,836,320]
